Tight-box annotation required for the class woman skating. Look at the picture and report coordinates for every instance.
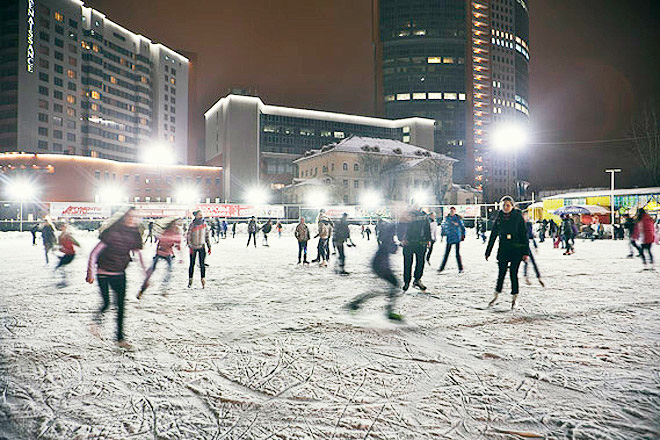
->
[138,218,182,298]
[485,196,530,309]
[187,210,211,288]
[87,207,145,349]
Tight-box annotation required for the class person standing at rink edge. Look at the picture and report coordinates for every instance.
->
[485,196,530,310]
[187,210,211,288]
[295,217,310,265]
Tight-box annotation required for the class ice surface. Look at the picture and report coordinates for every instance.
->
[1,229,659,439]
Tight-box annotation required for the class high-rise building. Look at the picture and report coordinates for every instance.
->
[378,0,530,201]
[204,94,435,202]
[1,0,189,164]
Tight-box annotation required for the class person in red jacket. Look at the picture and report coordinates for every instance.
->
[54,223,80,288]
[138,218,182,298]
[633,208,655,268]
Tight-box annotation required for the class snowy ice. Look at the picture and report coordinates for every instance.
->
[1,227,659,439]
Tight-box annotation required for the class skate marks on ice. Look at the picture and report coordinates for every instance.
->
[1,232,659,438]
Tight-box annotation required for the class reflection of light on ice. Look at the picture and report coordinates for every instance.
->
[0,230,658,438]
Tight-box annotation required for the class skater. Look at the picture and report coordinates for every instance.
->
[276,221,283,238]
[312,209,332,266]
[334,213,350,275]
[187,210,211,288]
[361,224,365,239]
[246,216,258,247]
[261,219,272,246]
[231,221,237,238]
[54,223,80,287]
[295,217,310,264]
[144,221,155,244]
[479,219,487,243]
[633,208,655,268]
[523,212,544,286]
[539,219,547,243]
[365,224,372,241]
[398,201,431,292]
[222,219,228,239]
[41,219,56,264]
[30,223,39,246]
[138,218,182,298]
[87,207,145,349]
[438,207,465,273]
[485,196,530,309]
[561,214,575,255]
[426,212,438,263]
[623,214,640,258]
[346,219,402,321]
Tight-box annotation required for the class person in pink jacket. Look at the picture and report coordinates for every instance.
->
[633,208,655,268]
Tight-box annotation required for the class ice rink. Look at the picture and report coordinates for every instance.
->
[1,227,659,439]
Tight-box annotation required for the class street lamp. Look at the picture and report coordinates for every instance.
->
[5,177,39,232]
[96,184,126,205]
[245,186,270,206]
[605,168,621,239]
[491,124,529,197]
[141,142,176,165]
[411,189,430,206]
[305,188,328,208]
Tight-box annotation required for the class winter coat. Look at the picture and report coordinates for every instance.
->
[42,224,56,246]
[633,213,656,245]
[429,219,438,241]
[486,209,530,262]
[58,232,79,255]
[317,214,332,239]
[97,223,143,272]
[157,228,182,257]
[295,223,310,242]
[398,209,431,246]
[561,218,575,239]
[247,220,257,233]
[262,222,272,234]
[187,219,211,250]
[441,214,466,244]
[334,218,350,243]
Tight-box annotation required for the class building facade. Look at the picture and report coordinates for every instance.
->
[204,94,435,202]
[1,0,189,164]
[378,0,530,201]
[284,136,460,205]
[0,152,222,203]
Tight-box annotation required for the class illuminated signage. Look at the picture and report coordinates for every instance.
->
[26,0,35,73]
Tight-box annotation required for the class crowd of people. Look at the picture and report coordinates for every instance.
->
[25,197,658,348]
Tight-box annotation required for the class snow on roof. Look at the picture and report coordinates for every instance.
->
[543,187,660,200]
[294,136,457,162]
[286,178,327,189]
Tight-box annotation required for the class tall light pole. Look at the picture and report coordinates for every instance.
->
[605,168,621,238]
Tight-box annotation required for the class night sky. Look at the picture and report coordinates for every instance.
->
[86,0,660,191]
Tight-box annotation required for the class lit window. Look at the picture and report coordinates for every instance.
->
[90,90,100,99]
[459,93,466,101]
[91,103,99,111]
[92,44,99,52]
[413,29,426,36]
[427,57,442,64]
[402,126,410,133]
[334,131,345,139]
[445,93,458,100]
[396,93,411,101]
[443,57,454,64]
[54,12,63,22]
[66,69,76,79]
[66,107,76,117]
[66,94,76,104]
[110,76,117,84]
[403,135,410,143]
[118,134,126,142]
[428,93,443,100]
[385,95,395,102]
[413,93,426,100]
[170,78,176,85]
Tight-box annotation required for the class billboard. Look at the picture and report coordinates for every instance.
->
[50,202,111,219]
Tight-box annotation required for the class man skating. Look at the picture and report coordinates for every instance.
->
[438,207,466,273]
[246,216,258,247]
[334,213,350,275]
[187,210,211,288]
[398,202,431,292]
[295,217,310,265]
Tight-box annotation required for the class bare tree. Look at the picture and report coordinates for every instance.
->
[359,154,406,201]
[631,107,660,186]
[422,159,452,204]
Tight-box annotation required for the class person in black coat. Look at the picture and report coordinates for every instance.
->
[485,196,530,309]
[398,202,431,292]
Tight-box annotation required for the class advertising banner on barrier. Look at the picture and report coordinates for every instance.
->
[454,205,480,218]
[134,204,189,218]
[50,202,111,219]
[195,204,285,218]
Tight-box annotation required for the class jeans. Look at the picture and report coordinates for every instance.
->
[523,251,540,278]
[96,273,126,341]
[317,238,329,261]
[55,253,75,269]
[349,248,399,313]
[142,255,173,290]
[403,242,427,285]
[298,241,308,262]
[189,247,206,279]
[496,258,522,295]
[640,243,654,264]
[337,241,346,271]
[439,242,463,271]
[247,232,257,247]
[426,240,435,262]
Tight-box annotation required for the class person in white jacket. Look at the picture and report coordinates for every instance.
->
[426,212,438,263]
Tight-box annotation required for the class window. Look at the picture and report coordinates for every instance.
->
[54,51,63,61]
[354,180,359,188]
[90,90,100,99]
[331,163,335,171]
[53,130,62,139]
[66,94,76,104]
[342,163,348,171]
[206,178,211,186]
[54,77,63,87]
[67,82,76,91]
[54,64,63,73]
[38,113,48,122]
[91,103,99,111]
[38,86,49,96]
[52,116,63,126]
[54,12,63,22]
[39,32,50,42]
[54,90,63,100]
[334,131,344,139]
[38,58,49,69]
[428,92,443,100]
[38,140,48,149]
[343,179,348,187]
[55,25,64,35]
[170,116,175,123]
[66,69,76,79]
[38,127,48,136]
[66,120,75,129]
[38,99,48,109]
[68,56,77,66]
[38,45,49,56]
[38,72,49,82]
[53,143,63,152]
[396,93,411,101]
[444,93,457,100]
[69,18,77,28]
[135,175,140,183]
[353,163,359,172]
[67,133,75,142]
[66,107,76,117]
[427,57,441,64]
[55,38,64,48]
[53,103,63,113]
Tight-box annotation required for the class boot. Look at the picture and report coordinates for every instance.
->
[188,278,193,288]
[201,278,206,289]
[538,278,545,287]
[488,291,499,307]
[413,279,427,292]
[511,294,518,310]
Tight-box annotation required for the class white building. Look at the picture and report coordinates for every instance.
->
[204,94,436,202]
[2,0,189,164]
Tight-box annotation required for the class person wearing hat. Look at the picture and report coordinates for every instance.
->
[485,196,530,309]
[247,216,258,248]
[138,218,182,298]
[187,210,211,288]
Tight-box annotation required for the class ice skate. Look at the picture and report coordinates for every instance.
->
[187,278,193,288]
[201,278,206,289]
[89,323,102,339]
[511,294,518,310]
[387,311,403,322]
[413,279,427,292]
[117,339,133,350]
[525,275,531,285]
[488,291,499,307]
[538,278,545,287]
